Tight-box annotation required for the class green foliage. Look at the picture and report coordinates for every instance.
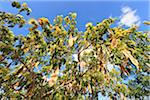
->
[0,1,149,100]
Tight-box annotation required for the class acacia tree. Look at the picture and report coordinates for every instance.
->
[0,1,149,100]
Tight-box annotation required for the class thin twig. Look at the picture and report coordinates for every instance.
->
[18,58,31,73]
[42,80,72,98]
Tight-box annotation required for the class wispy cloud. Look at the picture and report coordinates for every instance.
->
[119,6,141,27]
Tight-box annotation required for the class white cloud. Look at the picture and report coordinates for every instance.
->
[121,6,132,13]
[119,6,141,27]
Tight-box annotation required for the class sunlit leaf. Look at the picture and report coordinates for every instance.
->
[68,34,77,47]
[35,62,40,68]
[88,84,92,93]
[48,67,59,87]
[122,49,139,70]
[79,61,86,67]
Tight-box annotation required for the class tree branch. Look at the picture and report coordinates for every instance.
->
[18,58,31,73]
[42,80,72,98]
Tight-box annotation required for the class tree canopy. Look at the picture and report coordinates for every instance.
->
[0,1,149,100]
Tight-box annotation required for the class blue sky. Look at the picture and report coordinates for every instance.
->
[0,0,149,99]
[0,0,149,35]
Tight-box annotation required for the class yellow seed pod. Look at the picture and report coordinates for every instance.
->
[55,26,61,33]
[4,75,10,81]
[97,23,102,28]
[38,17,49,25]
[42,18,49,23]
[21,19,26,24]
[71,13,77,19]
[63,31,67,35]
[86,22,92,28]
[22,3,28,8]
[143,21,150,25]
[84,31,88,37]
[57,15,63,23]
[28,18,37,25]
[93,26,97,31]
[64,16,70,24]
[59,39,64,45]
[53,44,57,48]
